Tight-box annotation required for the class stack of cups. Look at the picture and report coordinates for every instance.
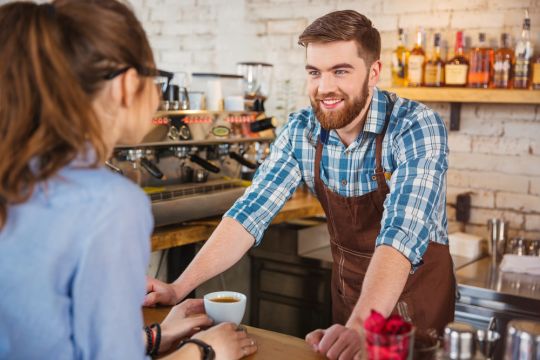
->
[487,218,508,263]
[206,79,223,111]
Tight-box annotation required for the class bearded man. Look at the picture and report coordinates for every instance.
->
[144,10,455,359]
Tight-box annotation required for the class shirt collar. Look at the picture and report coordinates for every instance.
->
[363,86,387,135]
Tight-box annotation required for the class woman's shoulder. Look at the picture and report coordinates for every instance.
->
[40,166,149,210]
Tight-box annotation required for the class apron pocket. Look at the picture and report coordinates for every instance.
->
[335,251,372,300]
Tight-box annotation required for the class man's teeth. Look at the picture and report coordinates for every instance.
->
[322,99,342,105]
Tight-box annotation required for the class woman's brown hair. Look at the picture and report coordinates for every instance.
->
[298,10,381,66]
[0,0,155,229]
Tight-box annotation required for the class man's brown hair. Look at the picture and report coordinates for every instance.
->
[298,10,381,65]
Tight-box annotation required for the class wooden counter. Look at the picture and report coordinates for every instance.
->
[143,307,325,360]
[151,188,324,251]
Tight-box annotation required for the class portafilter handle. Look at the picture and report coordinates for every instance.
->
[229,151,258,170]
[190,154,220,173]
[249,117,277,133]
[140,157,165,179]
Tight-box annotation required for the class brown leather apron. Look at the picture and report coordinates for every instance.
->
[313,94,455,334]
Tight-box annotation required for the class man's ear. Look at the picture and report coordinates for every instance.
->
[368,60,382,87]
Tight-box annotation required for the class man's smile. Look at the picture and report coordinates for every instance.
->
[320,98,344,110]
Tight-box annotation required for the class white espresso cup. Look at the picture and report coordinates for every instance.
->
[203,291,246,325]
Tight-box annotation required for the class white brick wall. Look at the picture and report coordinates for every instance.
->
[128,0,540,242]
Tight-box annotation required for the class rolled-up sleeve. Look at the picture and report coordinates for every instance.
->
[376,108,448,269]
[224,121,302,245]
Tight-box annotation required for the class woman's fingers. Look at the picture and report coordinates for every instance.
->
[238,336,257,358]
[182,298,205,316]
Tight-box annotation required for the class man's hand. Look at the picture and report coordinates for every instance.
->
[144,276,179,307]
[305,324,362,360]
[159,299,213,353]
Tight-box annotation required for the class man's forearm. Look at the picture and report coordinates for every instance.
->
[346,245,411,328]
[171,217,255,300]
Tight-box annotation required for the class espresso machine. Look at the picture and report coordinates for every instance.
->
[108,99,275,228]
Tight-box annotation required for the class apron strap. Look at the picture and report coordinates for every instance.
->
[373,92,395,191]
[314,131,325,195]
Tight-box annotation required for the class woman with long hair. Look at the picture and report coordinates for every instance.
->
[0,1,256,359]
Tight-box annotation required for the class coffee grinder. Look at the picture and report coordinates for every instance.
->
[236,62,273,112]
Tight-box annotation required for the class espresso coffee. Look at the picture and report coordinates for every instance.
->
[204,291,246,324]
[211,297,239,303]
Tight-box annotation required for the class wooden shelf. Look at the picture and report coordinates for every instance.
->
[385,87,540,105]
[384,87,540,131]
[155,110,259,117]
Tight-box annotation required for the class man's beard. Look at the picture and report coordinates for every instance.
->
[311,77,370,130]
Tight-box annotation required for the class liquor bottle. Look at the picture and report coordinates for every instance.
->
[445,31,469,87]
[391,28,409,87]
[533,56,540,90]
[492,33,514,88]
[407,28,425,87]
[424,33,445,87]
[468,32,494,88]
[513,9,534,89]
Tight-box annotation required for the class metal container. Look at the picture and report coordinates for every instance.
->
[504,320,540,360]
[476,329,500,359]
[510,237,528,256]
[488,218,507,262]
[444,322,477,359]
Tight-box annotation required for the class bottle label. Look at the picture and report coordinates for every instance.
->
[468,71,490,86]
[533,63,540,85]
[514,59,531,80]
[424,64,443,86]
[445,64,468,85]
[493,60,511,87]
[408,55,424,84]
[392,53,405,78]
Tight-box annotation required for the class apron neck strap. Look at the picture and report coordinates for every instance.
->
[374,92,395,174]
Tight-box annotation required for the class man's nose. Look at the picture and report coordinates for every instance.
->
[318,73,338,95]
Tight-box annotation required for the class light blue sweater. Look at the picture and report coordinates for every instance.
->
[0,164,153,359]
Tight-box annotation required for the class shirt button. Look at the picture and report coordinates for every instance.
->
[341,179,347,186]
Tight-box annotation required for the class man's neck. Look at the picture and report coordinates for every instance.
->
[335,90,374,147]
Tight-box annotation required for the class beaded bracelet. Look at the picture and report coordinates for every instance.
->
[149,323,161,356]
[144,326,153,356]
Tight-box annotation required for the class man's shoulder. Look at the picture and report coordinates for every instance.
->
[279,106,318,145]
[288,106,315,127]
[390,93,445,132]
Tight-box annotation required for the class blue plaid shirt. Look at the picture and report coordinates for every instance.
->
[225,87,448,267]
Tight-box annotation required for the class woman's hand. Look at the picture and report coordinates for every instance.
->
[193,323,258,360]
[144,276,179,307]
[159,299,213,353]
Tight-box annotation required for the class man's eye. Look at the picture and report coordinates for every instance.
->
[309,71,320,76]
[335,69,348,75]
